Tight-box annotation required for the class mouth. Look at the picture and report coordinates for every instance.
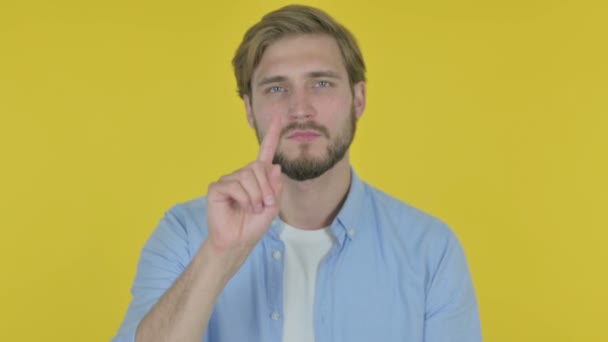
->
[287,130,322,142]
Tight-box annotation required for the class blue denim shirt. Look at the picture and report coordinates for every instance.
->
[112,170,481,341]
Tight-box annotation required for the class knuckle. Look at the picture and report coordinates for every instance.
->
[238,169,251,182]
[228,181,241,193]
[252,194,263,203]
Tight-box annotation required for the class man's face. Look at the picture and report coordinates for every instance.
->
[244,34,366,181]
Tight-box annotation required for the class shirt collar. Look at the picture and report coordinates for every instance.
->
[332,167,366,242]
[268,167,366,242]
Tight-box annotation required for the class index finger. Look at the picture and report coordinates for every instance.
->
[257,113,281,163]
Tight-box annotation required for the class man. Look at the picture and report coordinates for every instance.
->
[112,4,481,342]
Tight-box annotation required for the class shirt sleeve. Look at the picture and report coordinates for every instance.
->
[111,205,192,342]
[424,229,482,342]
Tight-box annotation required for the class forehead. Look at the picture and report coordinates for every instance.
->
[252,34,347,83]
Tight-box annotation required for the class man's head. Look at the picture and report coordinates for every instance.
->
[232,5,366,181]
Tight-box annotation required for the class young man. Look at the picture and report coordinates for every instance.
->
[113,5,481,342]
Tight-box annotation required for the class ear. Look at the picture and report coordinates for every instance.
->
[352,81,366,119]
[243,94,255,128]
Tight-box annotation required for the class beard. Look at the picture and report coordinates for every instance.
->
[255,105,357,181]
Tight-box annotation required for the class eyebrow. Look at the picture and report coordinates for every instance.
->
[307,70,341,79]
[257,75,288,87]
[256,70,343,87]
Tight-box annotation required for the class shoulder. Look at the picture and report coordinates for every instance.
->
[363,182,456,249]
[156,195,210,240]
[170,195,208,220]
[361,182,469,283]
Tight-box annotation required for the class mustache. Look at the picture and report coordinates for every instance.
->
[280,121,330,138]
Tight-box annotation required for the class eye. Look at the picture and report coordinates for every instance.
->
[267,86,285,93]
[314,80,331,88]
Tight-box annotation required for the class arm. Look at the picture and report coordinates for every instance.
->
[111,207,234,342]
[424,230,482,342]
[135,239,248,342]
[112,114,284,342]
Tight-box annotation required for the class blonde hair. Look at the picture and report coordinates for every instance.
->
[232,4,366,98]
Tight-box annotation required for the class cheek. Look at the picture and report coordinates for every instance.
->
[314,88,352,110]
[315,94,352,122]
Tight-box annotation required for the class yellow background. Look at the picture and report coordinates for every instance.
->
[1,0,606,340]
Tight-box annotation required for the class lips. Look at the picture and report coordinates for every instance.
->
[287,130,321,141]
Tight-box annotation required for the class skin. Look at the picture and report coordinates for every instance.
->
[135,33,366,342]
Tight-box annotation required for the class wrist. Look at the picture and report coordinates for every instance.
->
[197,240,252,283]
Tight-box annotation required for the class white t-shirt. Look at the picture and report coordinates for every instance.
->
[279,222,334,342]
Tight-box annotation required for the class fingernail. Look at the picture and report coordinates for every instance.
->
[264,195,275,206]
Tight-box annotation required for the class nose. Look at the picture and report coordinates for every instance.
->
[287,87,316,120]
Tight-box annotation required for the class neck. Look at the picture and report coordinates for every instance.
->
[278,156,352,230]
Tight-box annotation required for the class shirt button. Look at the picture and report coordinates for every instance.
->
[272,250,282,260]
[347,229,356,237]
[271,312,280,320]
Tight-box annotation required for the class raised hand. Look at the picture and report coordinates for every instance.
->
[206,113,283,256]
